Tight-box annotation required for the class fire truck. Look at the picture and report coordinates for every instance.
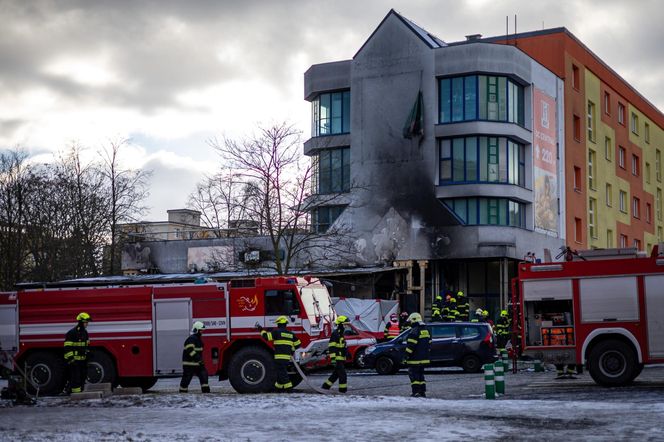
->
[0,275,335,395]
[511,246,664,386]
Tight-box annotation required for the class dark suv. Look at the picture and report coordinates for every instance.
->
[362,322,497,374]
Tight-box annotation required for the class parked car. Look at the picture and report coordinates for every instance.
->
[362,322,497,374]
[297,323,377,370]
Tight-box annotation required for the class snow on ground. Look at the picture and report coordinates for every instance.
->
[1,388,664,441]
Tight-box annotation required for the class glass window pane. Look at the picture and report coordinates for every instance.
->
[342,148,350,191]
[319,150,330,193]
[331,93,343,133]
[479,137,488,181]
[464,76,477,120]
[487,76,498,120]
[453,138,465,181]
[480,198,488,224]
[441,159,451,181]
[498,77,507,121]
[320,94,331,135]
[499,199,507,225]
[331,149,342,191]
[343,91,351,133]
[478,76,487,120]
[499,138,507,182]
[440,79,451,123]
[466,137,477,181]
[452,77,464,122]
[441,139,451,158]
[455,199,467,223]
[468,198,477,224]
[517,85,524,125]
[312,99,319,136]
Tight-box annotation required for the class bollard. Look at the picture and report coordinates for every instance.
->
[534,359,544,372]
[494,360,505,394]
[483,363,495,399]
[501,350,510,372]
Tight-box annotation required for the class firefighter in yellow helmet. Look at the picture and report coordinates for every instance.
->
[180,321,210,393]
[257,316,301,392]
[322,315,350,393]
[403,313,431,397]
[495,310,511,349]
[64,312,91,394]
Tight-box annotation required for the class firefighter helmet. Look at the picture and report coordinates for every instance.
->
[390,313,398,321]
[192,321,205,333]
[475,308,483,315]
[500,310,508,317]
[76,312,91,322]
[482,310,489,317]
[450,297,456,303]
[335,315,350,325]
[275,316,289,325]
[457,290,464,297]
[407,312,423,324]
[435,294,442,301]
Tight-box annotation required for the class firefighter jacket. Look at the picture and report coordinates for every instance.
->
[495,316,511,337]
[182,332,204,367]
[431,297,443,319]
[404,324,431,365]
[64,325,90,364]
[456,297,469,321]
[328,326,348,362]
[261,326,301,361]
[445,300,459,322]
[384,321,401,339]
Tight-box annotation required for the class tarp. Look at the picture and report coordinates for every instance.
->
[332,297,399,338]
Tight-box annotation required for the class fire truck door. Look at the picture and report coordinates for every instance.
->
[264,289,302,328]
[153,298,192,375]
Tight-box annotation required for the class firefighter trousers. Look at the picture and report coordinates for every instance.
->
[180,365,210,393]
[274,359,293,391]
[408,364,426,396]
[69,360,87,394]
[323,361,347,392]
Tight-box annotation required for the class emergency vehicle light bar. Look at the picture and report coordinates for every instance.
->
[529,264,563,272]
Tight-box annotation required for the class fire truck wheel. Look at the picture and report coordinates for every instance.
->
[461,354,482,373]
[588,339,636,387]
[86,351,117,386]
[375,356,397,375]
[119,377,158,392]
[25,352,66,396]
[228,346,275,393]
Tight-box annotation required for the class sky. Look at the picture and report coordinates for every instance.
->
[2,0,664,221]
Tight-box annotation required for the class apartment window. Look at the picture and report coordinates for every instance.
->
[607,229,614,248]
[604,91,611,115]
[646,162,651,184]
[439,137,525,186]
[574,217,582,243]
[574,166,582,191]
[657,188,662,221]
[633,197,640,219]
[588,150,596,189]
[439,75,524,125]
[633,238,641,250]
[312,205,345,233]
[573,115,581,141]
[618,103,625,125]
[589,198,597,239]
[646,202,652,224]
[645,123,651,143]
[443,197,526,227]
[605,183,612,207]
[312,90,350,136]
[618,146,626,169]
[620,234,628,248]
[587,101,596,142]
[632,154,640,176]
[619,190,627,213]
[604,137,612,161]
[315,147,350,194]
[572,64,580,90]
[631,113,639,134]
[657,150,662,182]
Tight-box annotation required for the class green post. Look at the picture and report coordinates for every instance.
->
[483,363,495,399]
[494,360,505,394]
[501,350,509,372]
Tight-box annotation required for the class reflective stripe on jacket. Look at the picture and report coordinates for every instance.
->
[404,324,431,365]
[328,326,347,362]
[182,333,204,366]
[64,325,90,363]
[261,328,301,360]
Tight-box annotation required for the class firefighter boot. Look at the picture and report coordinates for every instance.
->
[201,385,210,393]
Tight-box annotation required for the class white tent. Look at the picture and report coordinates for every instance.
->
[332,297,399,336]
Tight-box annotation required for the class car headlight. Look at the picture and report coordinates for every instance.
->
[365,345,377,354]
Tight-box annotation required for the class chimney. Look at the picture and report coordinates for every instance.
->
[465,34,482,41]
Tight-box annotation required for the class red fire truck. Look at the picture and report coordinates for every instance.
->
[0,275,335,395]
[511,247,664,386]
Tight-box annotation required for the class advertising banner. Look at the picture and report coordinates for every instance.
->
[533,88,558,235]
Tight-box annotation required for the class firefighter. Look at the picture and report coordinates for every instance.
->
[456,291,469,322]
[399,311,410,331]
[441,294,451,321]
[64,312,91,394]
[471,308,484,323]
[445,297,459,322]
[403,312,431,397]
[431,294,444,322]
[179,321,210,393]
[257,316,301,392]
[495,310,511,349]
[384,313,401,341]
[322,315,350,393]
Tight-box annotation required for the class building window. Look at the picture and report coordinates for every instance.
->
[315,147,350,194]
[588,150,596,190]
[572,64,580,90]
[439,75,524,125]
[618,146,626,169]
[312,90,350,136]
[657,150,662,182]
[606,183,612,207]
[619,190,627,213]
[633,238,641,250]
[607,229,614,248]
[620,234,628,248]
[573,115,581,141]
[646,202,652,224]
[604,91,611,115]
[604,136,612,161]
[632,154,640,176]
[589,198,597,239]
[633,197,640,219]
[575,217,582,243]
[587,101,596,143]
[631,113,639,134]
[574,166,581,191]
[645,123,650,143]
[311,205,345,233]
[658,188,662,221]
[646,162,651,184]
[442,197,526,227]
[618,103,625,125]
[439,137,525,186]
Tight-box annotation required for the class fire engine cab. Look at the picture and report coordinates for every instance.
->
[512,246,664,386]
[0,275,335,394]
